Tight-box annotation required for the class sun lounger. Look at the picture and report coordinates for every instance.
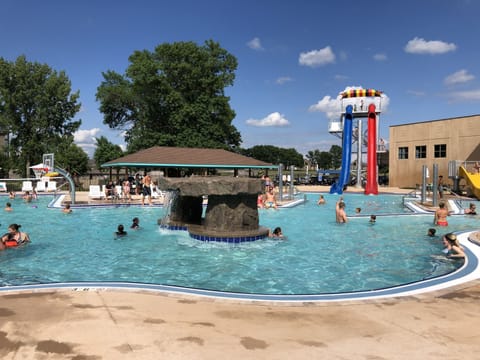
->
[35,181,46,192]
[0,182,7,192]
[47,181,57,192]
[88,185,104,200]
[21,181,33,192]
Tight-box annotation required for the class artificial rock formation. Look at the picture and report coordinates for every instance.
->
[157,177,268,238]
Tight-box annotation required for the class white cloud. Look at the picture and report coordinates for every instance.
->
[308,86,390,121]
[407,89,426,97]
[74,128,101,157]
[404,37,457,54]
[444,69,475,85]
[299,46,335,67]
[74,128,101,143]
[373,53,387,61]
[334,74,349,81]
[246,112,290,127]
[247,37,264,50]
[276,76,293,85]
[447,89,480,102]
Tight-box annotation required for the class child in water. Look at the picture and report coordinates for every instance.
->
[115,224,127,238]
[130,217,140,229]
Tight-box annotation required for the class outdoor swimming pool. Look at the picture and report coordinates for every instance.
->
[0,193,478,296]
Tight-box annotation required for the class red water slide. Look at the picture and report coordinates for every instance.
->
[365,104,378,195]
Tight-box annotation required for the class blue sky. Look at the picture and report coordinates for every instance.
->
[2,0,479,158]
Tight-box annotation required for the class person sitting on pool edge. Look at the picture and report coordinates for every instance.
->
[264,186,278,209]
[464,203,477,215]
[115,224,128,238]
[0,223,30,250]
[130,217,140,229]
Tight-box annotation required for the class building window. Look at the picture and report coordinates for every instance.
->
[434,144,447,158]
[398,147,408,159]
[415,145,427,159]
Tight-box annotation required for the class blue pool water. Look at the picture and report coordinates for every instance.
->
[0,193,478,294]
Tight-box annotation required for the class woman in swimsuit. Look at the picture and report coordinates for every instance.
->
[434,202,449,226]
[0,223,30,250]
[442,233,465,259]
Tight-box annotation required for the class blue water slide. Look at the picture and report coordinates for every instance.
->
[330,105,353,194]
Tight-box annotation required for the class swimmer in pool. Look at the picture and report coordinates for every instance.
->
[115,224,128,238]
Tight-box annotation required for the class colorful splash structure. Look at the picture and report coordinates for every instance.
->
[329,89,384,195]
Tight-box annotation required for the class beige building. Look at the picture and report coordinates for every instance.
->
[389,114,480,188]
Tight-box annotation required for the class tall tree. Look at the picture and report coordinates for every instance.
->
[317,151,333,169]
[244,145,304,168]
[93,136,124,170]
[54,138,89,175]
[329,145,342,169]
[96,40,241,153]
[0,55,81,176]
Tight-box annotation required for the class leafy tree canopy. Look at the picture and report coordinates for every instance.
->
[241,145,304,168]
[305,145,342,170]
[93,136,124,170]
[0,55,81,176]
[54,137,89,175]
[96,40,241,153]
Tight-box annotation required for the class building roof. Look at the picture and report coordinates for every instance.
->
[101,146,277,169]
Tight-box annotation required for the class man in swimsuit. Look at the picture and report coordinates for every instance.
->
[336,198,347,223]
[264,186,277,209]
[434,202,449,226]
[142,174,152,206]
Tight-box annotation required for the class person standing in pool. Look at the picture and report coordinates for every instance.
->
[336,198,347,223]
[434,202,449,226]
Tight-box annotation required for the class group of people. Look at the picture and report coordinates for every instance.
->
[258,176,278,209]
[115,217,140,238]
[332,197,376,224]
[104,174,157,206]
[428,228,465,259]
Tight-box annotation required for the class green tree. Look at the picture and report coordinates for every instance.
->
[96,40,241,153]
[0,55,81,176]
[306,150,319,168]
[54,138,89,175]
[318,151,333,169]
[93,136,124,170]
[244,145,304,168]
[329,145,342,169]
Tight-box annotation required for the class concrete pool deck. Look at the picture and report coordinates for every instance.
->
[2,186,479,359]
[2,282,480,359]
